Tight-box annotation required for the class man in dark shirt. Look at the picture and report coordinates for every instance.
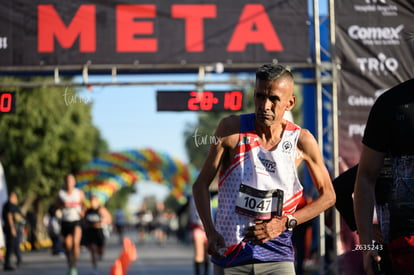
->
[2,191,24,271]
[354,78,414,275]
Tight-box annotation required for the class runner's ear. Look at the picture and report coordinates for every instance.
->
[285,96,296,111]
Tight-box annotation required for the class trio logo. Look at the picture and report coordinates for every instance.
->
[348,25,403,45]
[356,53,398,75]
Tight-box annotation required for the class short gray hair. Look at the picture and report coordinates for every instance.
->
[256,63,294,83]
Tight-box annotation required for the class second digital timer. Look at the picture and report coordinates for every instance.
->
[157,90,244,112]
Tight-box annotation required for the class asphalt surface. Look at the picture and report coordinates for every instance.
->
[3,232,198,275]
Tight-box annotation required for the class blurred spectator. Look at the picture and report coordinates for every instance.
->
[189,192,218,275]
[46,204,64,256]
[2,191,25,271]
[114,207,126,244]
[135,203,153,243]
[0,159,8,262]
[26,210,38,251]
[189,195,209,275]
[153,202,168,246]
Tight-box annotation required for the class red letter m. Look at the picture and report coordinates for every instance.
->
[38,5,96,52]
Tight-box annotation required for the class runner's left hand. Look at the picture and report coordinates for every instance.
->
[244,217,286,243]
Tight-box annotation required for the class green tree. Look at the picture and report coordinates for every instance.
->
[106,185,135,213]
[0,77,108,211]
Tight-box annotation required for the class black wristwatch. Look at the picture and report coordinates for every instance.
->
[286,214,297,231]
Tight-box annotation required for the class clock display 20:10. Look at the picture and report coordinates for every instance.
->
[187,91,243,111]
[156,90,243,112]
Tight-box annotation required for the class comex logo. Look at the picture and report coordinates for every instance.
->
[356,53,399,75]
[348,25,403,45]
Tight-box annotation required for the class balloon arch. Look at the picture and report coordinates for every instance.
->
[75,148,198,204]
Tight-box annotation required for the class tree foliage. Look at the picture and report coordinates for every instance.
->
[0,77,108,208]
[106,185,135,213]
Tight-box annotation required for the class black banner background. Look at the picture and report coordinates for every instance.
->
[0,0,309,69]
[335,0,414,171]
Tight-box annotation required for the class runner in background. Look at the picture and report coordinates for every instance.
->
[56,173,86,275]
[135,203,153,243]
[84,194,112,275]
[189,192,218,275]
[153,202,169,246]
[114,207,126,244]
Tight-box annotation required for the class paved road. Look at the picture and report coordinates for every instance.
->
[6,232,199,275]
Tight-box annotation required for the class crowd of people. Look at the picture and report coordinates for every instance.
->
[1,174,113,275]
[135,201,180,245]
[0,174,186,274]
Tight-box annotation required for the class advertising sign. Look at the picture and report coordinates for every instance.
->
[335,0,414,170]
[0,0,310,71]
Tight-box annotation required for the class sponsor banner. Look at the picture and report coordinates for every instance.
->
[0,0,310,69]
[335,0,414,171]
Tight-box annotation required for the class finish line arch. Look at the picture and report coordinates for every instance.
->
[75,148,198,204]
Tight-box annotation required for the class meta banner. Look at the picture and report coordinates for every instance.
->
[0,0,309,69]
[335,0,414,170]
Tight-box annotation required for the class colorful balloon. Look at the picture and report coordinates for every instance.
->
[76,148,198,204]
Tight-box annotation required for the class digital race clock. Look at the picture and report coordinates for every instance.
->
[0,92,16,113]
[157,90,243,112]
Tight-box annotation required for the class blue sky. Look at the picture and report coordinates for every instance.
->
[75,73,247,164]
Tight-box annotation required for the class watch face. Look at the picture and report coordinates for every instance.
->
[288,218,297,229]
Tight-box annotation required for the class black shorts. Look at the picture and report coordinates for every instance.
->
[61,220,82,237]
[84,227,105,247]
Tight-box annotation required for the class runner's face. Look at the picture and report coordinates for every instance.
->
[65,174,76,189]
[254,78,295,127]
[90,196,99,208]
[10,192,18,204]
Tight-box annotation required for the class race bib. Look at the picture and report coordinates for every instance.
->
[235,184,284,220]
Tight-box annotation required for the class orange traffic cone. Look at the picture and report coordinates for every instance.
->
[122,238,131,250]
[110,259,123,275]
[129,241,137,261]
[123,237,137,261]
[119,250,130,274]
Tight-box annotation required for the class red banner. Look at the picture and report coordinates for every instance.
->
[0,0,309,70]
